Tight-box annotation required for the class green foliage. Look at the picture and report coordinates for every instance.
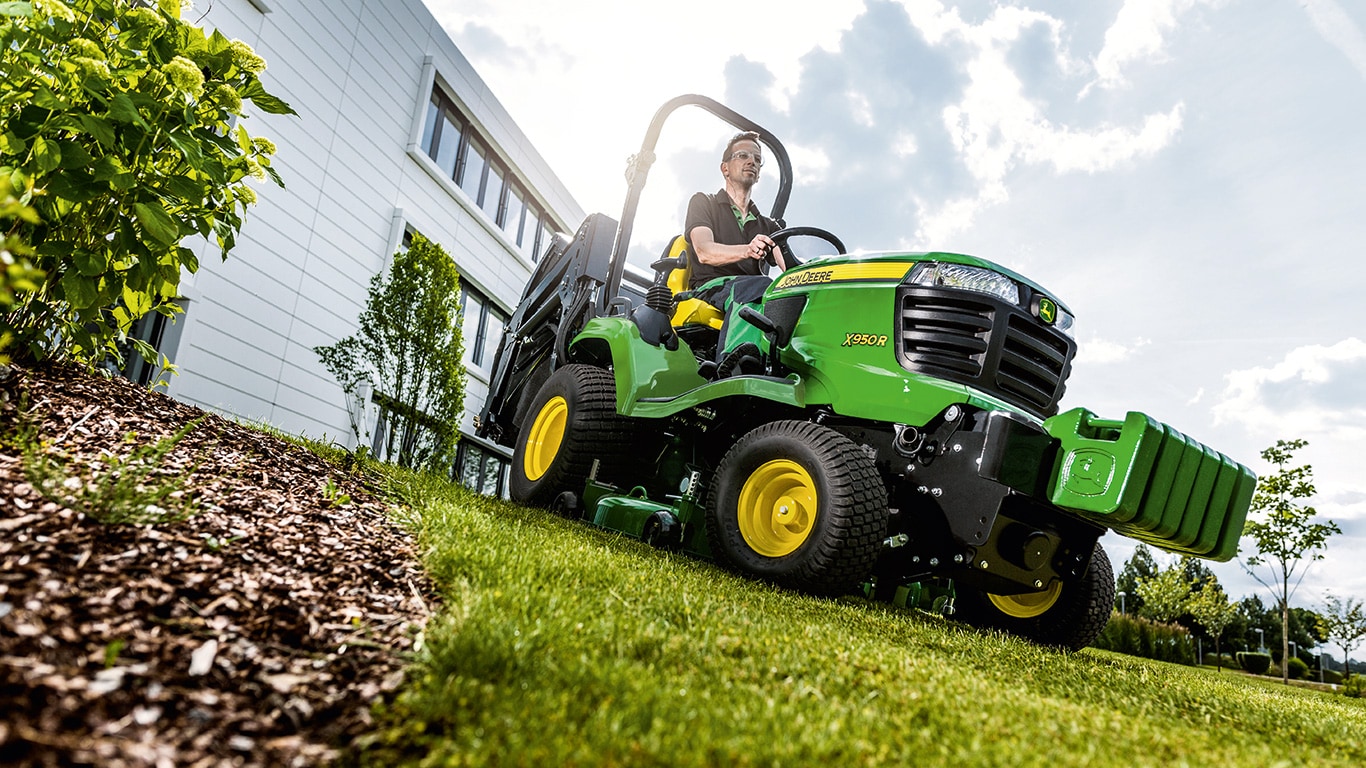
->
[1094,611,1196,665]
[0,172,44,362]
[1286,655,1309,680]
[0,0,294,367]
[1136,563,1191,623]
[1115,542,1157,614]
[314,234,465,473]
[320,476,351,508]
[1323,668,1344,686]
[1237,652,1272,675]
[1343,674,1365,699]
[22,415,204,524]
[1186,583,1240,667]
[1242,439,1340,684]
[1320,593,1366,682]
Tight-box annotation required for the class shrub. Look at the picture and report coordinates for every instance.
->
[1286,656,1309,680]
[1343,675,1365,699]
[1323,669,1344,685]
[1,0,293,367]
[1236,651,1272,675]
[1094,612,1195,664]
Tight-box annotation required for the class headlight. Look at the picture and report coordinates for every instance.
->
[908,263,1022,305]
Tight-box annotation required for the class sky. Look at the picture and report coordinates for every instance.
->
[424,0,1366,649]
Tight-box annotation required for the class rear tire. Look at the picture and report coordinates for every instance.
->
[510,364,631,507]
[954,541,1114,651]
[707,421,888,596]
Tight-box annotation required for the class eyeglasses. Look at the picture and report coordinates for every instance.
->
[728,149,763,167]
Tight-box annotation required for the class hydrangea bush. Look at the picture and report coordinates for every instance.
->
[0,0,294,366]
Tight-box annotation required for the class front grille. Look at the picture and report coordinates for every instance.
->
[897,286,1075,416]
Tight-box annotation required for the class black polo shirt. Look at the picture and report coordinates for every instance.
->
[683,189,779,289]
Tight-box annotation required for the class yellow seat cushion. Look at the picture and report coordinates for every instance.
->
[664,235,723,330]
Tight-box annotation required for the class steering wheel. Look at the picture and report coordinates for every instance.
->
[767,226,847,269]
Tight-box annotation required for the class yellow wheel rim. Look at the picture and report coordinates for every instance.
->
[738,459,817,557]
[988,581,1063,618]
[523,396,567,481]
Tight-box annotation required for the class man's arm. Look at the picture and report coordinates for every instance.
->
[690,224,778,268]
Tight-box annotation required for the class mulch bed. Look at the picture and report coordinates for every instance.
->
[0,363,436,766]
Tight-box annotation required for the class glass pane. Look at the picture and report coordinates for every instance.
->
[460,141,487,201]
[460,289,484,366]
[483,454,504,496]
[481,303,506,369]
[421,94,440,157]
[520,207,541,260]
[460,446,481,489]
[482,163,504,220]
[537,222,553,263]
[504,185,525,241]
[434,115,460,179]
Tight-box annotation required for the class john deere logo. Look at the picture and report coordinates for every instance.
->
[1037,297,1057,325]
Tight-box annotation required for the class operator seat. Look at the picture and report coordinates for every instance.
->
[661,235,724,330]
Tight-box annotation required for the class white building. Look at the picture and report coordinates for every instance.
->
[141,0,583,495]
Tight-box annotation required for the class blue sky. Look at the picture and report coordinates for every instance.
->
[427,0,1366,641]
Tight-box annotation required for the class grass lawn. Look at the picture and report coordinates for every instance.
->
[355,469,1366,767]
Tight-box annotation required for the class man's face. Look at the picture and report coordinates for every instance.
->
[724,140,763,187]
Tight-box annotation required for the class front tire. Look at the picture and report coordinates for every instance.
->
[955,541,1115,651]
[707,421,888,596]
[510,364,630,507]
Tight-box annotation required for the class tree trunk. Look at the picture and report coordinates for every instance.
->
[1281,591,1290,685]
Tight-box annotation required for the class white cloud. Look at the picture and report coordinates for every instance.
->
[1074,335,1152,365]
[1087,0,1226,94]
[897,1,1186,243]
[1212,338,1366,440]
[1302,0,1366,83]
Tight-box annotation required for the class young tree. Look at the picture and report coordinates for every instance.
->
[1116,543,1159,614]
[1,0,293,367]
[1319,594,1366,680]
[315,234,465,473]
[1185,585,1239,671]
[1136,564,1191,623]
[1242,439,1340,684]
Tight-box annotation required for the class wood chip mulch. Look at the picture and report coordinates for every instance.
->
[0,363,437,767]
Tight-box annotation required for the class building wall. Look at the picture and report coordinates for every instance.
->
[164,0,583,483]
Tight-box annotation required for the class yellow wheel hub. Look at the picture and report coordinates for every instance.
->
[523,396,567,481]
[738,459,817,557]
[988,581,1063,618]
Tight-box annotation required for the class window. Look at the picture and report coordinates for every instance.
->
[108,304,186,390]
[459,284,507,369]
[456,441,507,496]
[420,86,562,261]
[503,184,526,243]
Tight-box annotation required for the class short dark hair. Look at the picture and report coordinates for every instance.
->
[723,131,761,162]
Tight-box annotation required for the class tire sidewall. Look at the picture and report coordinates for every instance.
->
[708,421,885,592]
[509,365,593,505]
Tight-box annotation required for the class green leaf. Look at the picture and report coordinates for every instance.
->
[32,86,68,111]
[31,136,60,173]
[0,131,27,156]
[133,201,179,245]
[121,281,153,316]
[56,140,94,169]
[74,249,110,277]
[46,171,101,204]
[77,114,117,148]
[106,93,146,127]
[0,2,34,18]
[246,91,296,116]
[60,270,99,309]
